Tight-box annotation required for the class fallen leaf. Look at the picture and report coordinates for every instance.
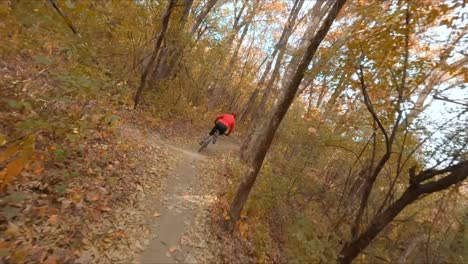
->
[180,235,191,245]
[168,246,177,253]
[34,166,44,176]
[86,192,100,202]
[44,258,58,264]
[48,215,59,224]
[153,212,161,217]
[0,242,9,248]
[6,222,20,236]
[115,230,125,238]
[100,206,111,212]
[76,250,93,264]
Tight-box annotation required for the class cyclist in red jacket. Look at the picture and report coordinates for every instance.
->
[200,113,236,144]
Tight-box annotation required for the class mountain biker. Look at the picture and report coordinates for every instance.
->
[200,113,236,144]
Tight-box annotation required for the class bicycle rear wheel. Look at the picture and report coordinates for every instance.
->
[198,136,212,152]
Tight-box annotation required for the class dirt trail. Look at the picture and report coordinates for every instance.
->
[139,135,237,263]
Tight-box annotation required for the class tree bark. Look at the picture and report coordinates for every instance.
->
[208,0,260,110]
[190,0,218,35]
[48,0,79,35]
[151,0,194,82]
[281,0,333,89]
[255,0,305,113]
[224,23,250,78]
[225,0,347,232]
[134,0,176,109]
[338,160,468,264]
[240,0,306,162]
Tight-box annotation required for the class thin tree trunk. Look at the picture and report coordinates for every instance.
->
[209,0,259,109]
[48,0,78,35]
[240,0,306,162]
[339,160,468,263]
[225,0,347,232]
[190,0,218,35]
[255,0,305,114]
[224,23,250,77]
[239,89,259,121]
[151,0,194,82]
[134,0,176,109]
[239,49,279,122]
[281,0,333,89]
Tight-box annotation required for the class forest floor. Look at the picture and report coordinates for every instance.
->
[136,126,239,264]
[1,54,256,263]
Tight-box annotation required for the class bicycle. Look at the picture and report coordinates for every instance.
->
[198,130,220,152]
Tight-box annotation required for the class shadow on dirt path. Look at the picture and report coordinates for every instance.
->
[139,136,238,263]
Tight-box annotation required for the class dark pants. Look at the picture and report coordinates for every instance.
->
[210,122,228,135]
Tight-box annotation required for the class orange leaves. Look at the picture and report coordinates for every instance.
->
[47,215,59,225]
[0,144,20,163]
[0,134,38,188]
[0,159,25,187]
[85,192,100,202]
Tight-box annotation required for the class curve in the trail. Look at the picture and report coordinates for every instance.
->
[139,136,237,263]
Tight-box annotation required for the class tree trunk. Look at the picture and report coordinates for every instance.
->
[225,0,347,232]
[239,49,280,123]
[208,0,259,110]
[240,0,306,162]
[151,0,194,82]
[48,0,79,35]
[255,0,305,113]
[224,23,250,78]
[281,0,333,89]
[133,0,176,108]
[338,160,468,264]
[239,88,260,122]
[190,0,218,35]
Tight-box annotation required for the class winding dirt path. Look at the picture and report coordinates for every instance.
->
[139,135,237,263]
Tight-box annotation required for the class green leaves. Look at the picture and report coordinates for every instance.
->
[34,54,52,66]
[54,149,68,162]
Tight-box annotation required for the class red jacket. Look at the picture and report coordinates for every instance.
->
[215,114,236,135]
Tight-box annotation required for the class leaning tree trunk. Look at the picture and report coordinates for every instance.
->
[134,0,176,108]
[238,46,281,123]
[225,0,347,232]
[338,160,468,263]
[190,0,218,35]
[48,0,79,35]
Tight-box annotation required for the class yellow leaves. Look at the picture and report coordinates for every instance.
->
[238,221,249,239]
[70,191,83,204]
[0,133,6,146]
[223,210,231,220]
